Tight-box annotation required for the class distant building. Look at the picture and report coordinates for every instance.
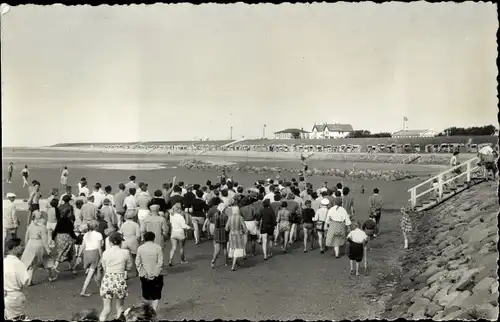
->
[274,128,310,140]
[391,129,438,139]
[310,123,354,139]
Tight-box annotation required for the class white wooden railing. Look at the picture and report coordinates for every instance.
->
[408,156,480,208]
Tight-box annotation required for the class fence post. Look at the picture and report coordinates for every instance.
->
[438,173,444,200]
[466,159,471,183]
[410,188,416,208]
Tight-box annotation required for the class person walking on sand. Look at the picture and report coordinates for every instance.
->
[400,205,413,249]
[99,232,133,321]
[313,198,330,254]
[114,184,127,228]
[4,238,30,321]
[4,192,19,246]
[136,232,164,312]
[27,180,41,215]
[301,199,315,252]
[168,202,193,266]
[225,198,248,271]
[77,220,103,297]
[325,198,351,258]
[21,165,29,188]
[119,211,141,279]
[368,188,383,236]
[210,199,230,268]
[141,205,168,248]
[21,211,57,284]
[346,220,369,276]
[61,166,69,188]
[6,162,14,183]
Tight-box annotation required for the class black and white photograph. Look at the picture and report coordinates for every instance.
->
[2,2,498,321]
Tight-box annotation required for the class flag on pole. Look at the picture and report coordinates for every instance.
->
[403,116,408,121]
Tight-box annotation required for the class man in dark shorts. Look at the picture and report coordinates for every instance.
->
[27,181,41,219]
[136,232,164,312]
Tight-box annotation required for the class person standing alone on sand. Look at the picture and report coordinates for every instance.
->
[7,162,14,183]
[61,166,69,188]
[4,192,19,245]
[21,165,29,188]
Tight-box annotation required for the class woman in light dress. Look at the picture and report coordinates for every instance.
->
[99,232,133,321]
[119,211,141,278]
[225,197,247,271]
[325,198,352,258]
[21,211,57,284]
[77,220,103,297]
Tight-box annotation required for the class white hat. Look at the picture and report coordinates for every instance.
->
[6,192,16,198]
[320,198,330,206]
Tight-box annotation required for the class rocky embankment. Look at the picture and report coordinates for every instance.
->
[384,182,499,320]
[179,160,418,181]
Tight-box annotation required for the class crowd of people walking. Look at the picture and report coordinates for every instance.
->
[4,167,417,321]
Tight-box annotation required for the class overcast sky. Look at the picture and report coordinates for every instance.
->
[1,2,497,146]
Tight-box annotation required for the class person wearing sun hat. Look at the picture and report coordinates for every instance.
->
[313,198,330,253]
[4,192,19,245]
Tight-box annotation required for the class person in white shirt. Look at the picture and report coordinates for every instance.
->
[92,183,106,209]
[168,202,193,266]
[125,176,138,196]
[77,220,103,297]
[79,180,90,198]
[4,192,19,246]
[21,165,30,188]
[263,185,276,202]
[312,198,330,253]
[325,198,352,258]
[4,238,29,320]
[178,181,187,196]
[123,188,138,220]
[346,221,369,276]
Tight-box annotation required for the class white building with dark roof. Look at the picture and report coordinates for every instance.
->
[310,123,354,139]
[274,128,310,139]
[391,129,438,138]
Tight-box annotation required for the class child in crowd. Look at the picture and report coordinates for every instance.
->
[346,221,369,276]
